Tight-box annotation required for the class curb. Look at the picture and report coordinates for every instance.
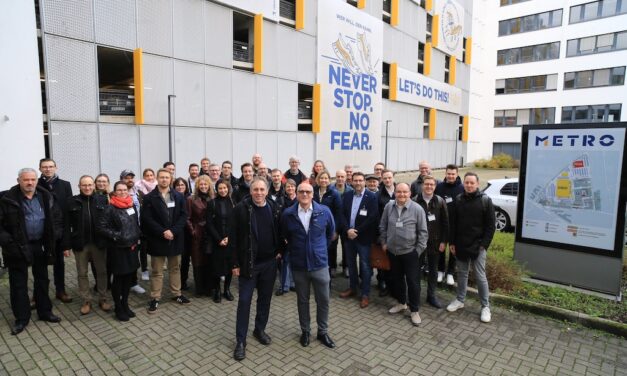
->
[456,285,627,339]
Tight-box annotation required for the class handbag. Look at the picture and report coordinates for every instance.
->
[370,243,390,271]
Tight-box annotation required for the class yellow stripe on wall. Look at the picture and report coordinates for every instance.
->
[254,14,263,73]
[449,56,456,85]
[133,48,144,125]
[389,63,398,101]
[313,84,321,133]
[296,0,304,30]
[462,115,469,142]
[429,108,437,140]
[424,42,432,76]
[357,0,366,9]
[465,37,472,65]
[432,14,439,47]
[425,0,433,12]
[391,0,399,26]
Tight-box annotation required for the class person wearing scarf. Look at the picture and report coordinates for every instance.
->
[134,168,157,196]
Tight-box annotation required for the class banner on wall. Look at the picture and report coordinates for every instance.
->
[215,0,279,22]
[435,0,464,60]
[317,0,383,172]
[395,66,462,114]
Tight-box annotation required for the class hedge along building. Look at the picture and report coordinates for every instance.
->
[1,0,490,188]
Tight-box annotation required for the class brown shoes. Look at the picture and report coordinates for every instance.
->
[360,297,369,308]
[80,302,91,315]
[99,300,112,312]
[56,292,73,303]
[339,289,356,298]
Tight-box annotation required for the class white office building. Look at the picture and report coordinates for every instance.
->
[0,0,491,188]
[486,0,627,160]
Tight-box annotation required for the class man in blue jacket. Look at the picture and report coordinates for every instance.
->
[339,172,379,308]
[281,182,336,349]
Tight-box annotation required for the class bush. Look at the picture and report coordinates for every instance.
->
[471,153,517,169]
[473,158,489,168]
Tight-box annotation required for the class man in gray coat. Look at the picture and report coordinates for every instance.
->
[379,183,428,326]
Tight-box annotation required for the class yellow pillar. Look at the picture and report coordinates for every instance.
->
[313,84,321,133]
[133,48,144,125]
[424,42,432,76]
[432,14,439,47]
[465,37,472,65]
[254,14,263,73]
[462,115,469,142]
[296,0,304,30]
[449,56,456,85]
[389,63,398,101]
[391,0,399,26]
[429,108,437,140]
[357,0,366,9]
[425,0,433,12]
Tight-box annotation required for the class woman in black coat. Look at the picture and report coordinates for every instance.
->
[98,181,141,322]
[205,179,236,302]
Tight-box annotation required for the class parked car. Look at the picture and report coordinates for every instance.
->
[483,178,518,232]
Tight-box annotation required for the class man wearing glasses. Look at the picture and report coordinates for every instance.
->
[281,182,336,348]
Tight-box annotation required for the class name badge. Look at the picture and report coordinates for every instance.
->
[167,202,175,208]
[428,214,436,221]
[126,208,135,216]
[445,197,453,204]
[395,221,403,228]
[359,209,367,216]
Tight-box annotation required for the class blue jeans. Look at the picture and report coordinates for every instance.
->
[279,252,294,292]
[235,259,277,344]
[345,240,371,297]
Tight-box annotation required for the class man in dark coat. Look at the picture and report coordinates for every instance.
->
[37,158,73,303]
[231,178,283,361]
[434,164,464,285]
[446,172,496,323]
[339,172,379,309]
[0,168,63,335]
[141,168,190,314]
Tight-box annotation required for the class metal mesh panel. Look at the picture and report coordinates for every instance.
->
[99,123,140,180]
[139,126,169,171]
[143,54,173,126]
[49,122,100,187]
[231,130,255,168]
[277,79,297,131]
[95,0,137,49]
[137,0,173,56]
[205,66,232,128]
[277,132,297,168]
[173,0,204,63]
[45,35,98,122]
[297,34,316,84]
[296,132,315,170]
[256,76,277,130]
[174,61,204,126]
[43,0,94,41]
[174,127,205,169]
[205,129,232,164]
[204,1,232,68]
[256,132,278,168]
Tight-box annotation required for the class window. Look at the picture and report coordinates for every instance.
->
[498,9,562,36]
[496,42,560,65]
[566,31,627,57]
[493,143,521,160]
[382,0,391,24]
[563,66,626,89]
[423,108,430,138]
[418,42,425,74]
[462,38,467,63]
[279,0,296,27]
[382,62,390,99]
[561,104,622,123]
[233,12,254,70]
[500,183,518,196]
[298,84,313,131]
[496,74,558,94]
[444,55,450,83]
[570,0,627,24]
[494,108,555,127]
[346,0,359,7]
[97,47,135,117]
[500,0,532,6]
[458,116,464,141]
[426,14,433,43]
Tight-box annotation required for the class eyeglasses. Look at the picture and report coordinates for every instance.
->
[298,191,313,195]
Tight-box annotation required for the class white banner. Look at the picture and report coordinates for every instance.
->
[215,0,279,22]
[395,66,462,114]
[436,0,464,60]
[316,0,383,173]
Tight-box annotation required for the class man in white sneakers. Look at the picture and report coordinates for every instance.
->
[446,172,496,323]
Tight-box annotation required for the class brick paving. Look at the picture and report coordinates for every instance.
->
[0,258,625,376]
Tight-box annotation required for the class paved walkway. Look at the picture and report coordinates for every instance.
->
[0,259,625,376]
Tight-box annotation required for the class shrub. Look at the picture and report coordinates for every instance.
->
[471,154,517,169]
[473,159,489,168]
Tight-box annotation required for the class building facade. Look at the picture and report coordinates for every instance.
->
[1,0,488,187]
[488,0,627,161]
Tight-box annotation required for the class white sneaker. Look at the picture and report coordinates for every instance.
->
[437,271,444,283]
[446,274,455,286]
[446,299,464,312]
[130,285,146,294]
[141,271,150,281]
[388,304,408,314]
[480,307,491,323]
[410,312,422,326]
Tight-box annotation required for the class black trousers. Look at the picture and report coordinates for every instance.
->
[52,240,65,294]
[111,272,133,310]
[9,241,53,324]
[420,251,439,299]
[181,248,191,287]
[235,259,276,344]
[328,237,339,270]
[438,246,456,275]
[388,251,422,312]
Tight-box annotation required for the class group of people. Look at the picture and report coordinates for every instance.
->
[0,154,496,362]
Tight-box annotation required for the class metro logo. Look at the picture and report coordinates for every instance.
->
[535,134,615,147]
